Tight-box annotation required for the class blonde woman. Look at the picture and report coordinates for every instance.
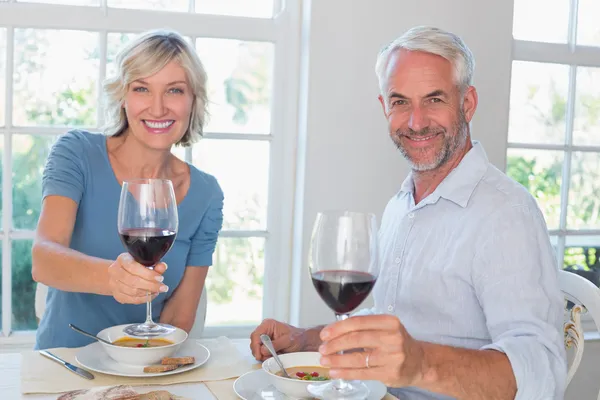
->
[32,30,223,349]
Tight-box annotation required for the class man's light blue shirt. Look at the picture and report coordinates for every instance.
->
[359,141,566,400]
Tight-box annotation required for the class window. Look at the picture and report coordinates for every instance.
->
[0,0,298,339]
[507,0,600,285]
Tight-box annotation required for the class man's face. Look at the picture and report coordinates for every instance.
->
[378,50,476,172]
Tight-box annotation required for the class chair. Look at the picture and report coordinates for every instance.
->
[35,282,208,337]
[559,269,600,399]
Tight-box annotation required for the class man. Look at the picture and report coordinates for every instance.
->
[250,26,566,400]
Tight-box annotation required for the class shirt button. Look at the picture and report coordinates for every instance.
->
[408,212,415,219]
[388,305,394,312]
[394,257,401,264]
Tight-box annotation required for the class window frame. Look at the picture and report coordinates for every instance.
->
[508,0,600,331]
[0,0,300,342]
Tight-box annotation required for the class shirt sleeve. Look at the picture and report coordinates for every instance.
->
[186,176,224,267]
[474,202,567,400]
[42,130,87,204]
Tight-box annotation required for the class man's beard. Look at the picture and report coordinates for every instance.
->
[392,111,468,172]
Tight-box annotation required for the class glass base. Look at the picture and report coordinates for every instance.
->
[307,379,370,400]
[122,322,176,337]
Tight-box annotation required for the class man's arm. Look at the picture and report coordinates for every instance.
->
[318,315,516,400]
[472,202,566,399]
[419,343,515,399]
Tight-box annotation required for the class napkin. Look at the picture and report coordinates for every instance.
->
[56,385,191,400]
[21,337,252,394]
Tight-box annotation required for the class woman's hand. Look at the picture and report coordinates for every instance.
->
[107,253,169,304]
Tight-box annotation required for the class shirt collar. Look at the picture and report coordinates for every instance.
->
[397,141,489,208]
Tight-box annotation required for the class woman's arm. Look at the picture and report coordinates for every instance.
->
[32,195,113,295]
[159,266,208,332]
[32,195,168,303]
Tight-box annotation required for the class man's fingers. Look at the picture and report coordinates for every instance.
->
[321,315,403,341]
[270,335,292,353]
[250,320,276,360]
[320,330,399,355]
[328,366,388,382]
[320,350,383,369]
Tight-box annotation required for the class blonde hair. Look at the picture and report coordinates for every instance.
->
[102,29,208,147]
[375,26,475,93]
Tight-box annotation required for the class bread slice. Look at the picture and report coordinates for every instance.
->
[160,356,195,366]
[143,364,179,373]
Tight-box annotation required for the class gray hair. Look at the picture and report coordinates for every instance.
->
[375,26,475,93]
[102,29,208,147]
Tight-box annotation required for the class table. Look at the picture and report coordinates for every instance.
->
[0,339,396,399]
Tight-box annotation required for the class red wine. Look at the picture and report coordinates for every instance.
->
[311,270,376,315]
[119,228,176,267]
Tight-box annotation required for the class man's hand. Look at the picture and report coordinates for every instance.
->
[318,315,433,388]
[250,319,313,361]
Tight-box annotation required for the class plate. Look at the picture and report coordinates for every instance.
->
[75,340,210,378]
[233,369,387,400]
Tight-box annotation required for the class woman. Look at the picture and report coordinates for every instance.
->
[32,29,223,349]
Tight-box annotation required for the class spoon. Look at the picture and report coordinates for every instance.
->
[260,334,292,379]
[69,324,113,346]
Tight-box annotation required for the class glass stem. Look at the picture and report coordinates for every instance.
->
[333,313,351,391]
[145,265,155,325]
[145,292,153,325]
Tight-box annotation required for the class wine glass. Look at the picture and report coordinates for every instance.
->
[118,179,178,337]
[307,211,379,400]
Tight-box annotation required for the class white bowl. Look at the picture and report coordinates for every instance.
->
[262,352,329,399]
[96,324,188,366]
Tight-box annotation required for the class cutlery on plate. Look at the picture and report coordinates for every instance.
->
[259,334,292,379]
[69,323,113,345]
[39,350,95,380]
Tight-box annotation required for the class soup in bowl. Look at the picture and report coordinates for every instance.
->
[262,352,330,398]
[112,337,174,348]
[97,324,187,366]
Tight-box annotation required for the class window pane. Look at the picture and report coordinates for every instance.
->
[0,28,6,127]
[196,39,273,134]
[12,240,37,330]
[106,32,139,78]
[108,0,187,12]
[568,152,600,229]
[508,61,569,144]
[195,0,274,18]
[13,135,57,230]
[512,0,569,43]
[17,0,98,5]
[13,29,98,127]
[577,0,600,47]
[506,149,563,229]
[573,67,600,146]
[206,237,264,326]
[564,236,600,286]
[192,139,268,230]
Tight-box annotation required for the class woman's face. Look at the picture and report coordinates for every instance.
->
[123,60,194,150]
